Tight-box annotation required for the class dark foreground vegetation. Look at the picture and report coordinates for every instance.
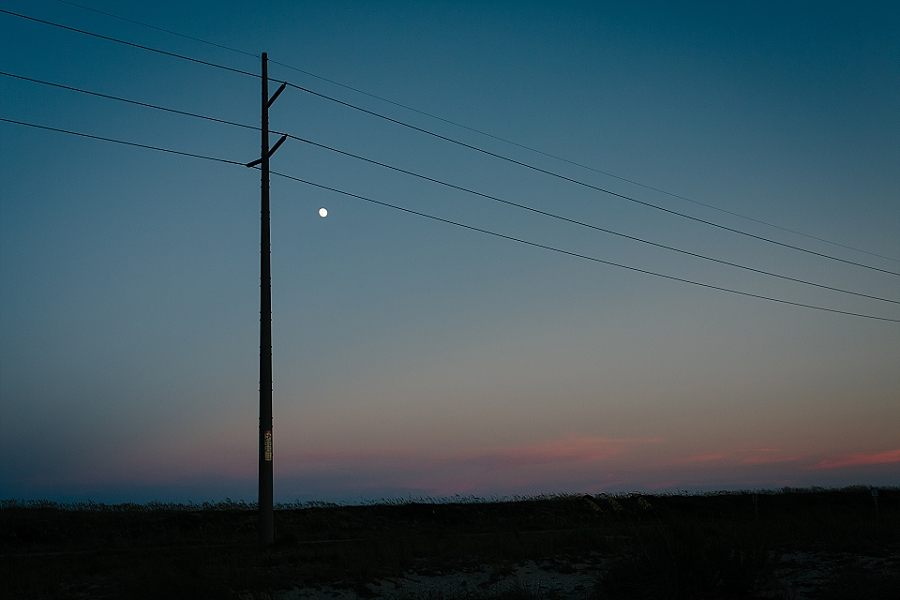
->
[2,487,898,600]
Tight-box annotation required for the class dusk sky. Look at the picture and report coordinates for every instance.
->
[1,0,898,504]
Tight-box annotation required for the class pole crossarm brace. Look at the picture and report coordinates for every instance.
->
[268,134,288,157]
[245,75,288,168]
[245,134,288,168]
[267,81,287,108]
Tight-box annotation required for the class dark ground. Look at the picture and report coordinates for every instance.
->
[2,487,898,599]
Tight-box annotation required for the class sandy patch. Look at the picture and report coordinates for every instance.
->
[245,556,604,599]
[241,547,900,600]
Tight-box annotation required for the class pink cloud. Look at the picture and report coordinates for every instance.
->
[426,436,659,493]
[281,434,659,472]
[660,447,814,468]
[674,452,728,465]
[810,449,900,470]
[279,440,900,497]
[467,434,659,468]
[274,434,662,496]
[740,451,807,465]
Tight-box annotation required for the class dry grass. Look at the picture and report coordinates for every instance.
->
[1,487,897,599]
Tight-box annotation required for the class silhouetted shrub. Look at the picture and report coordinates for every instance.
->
[596,522,771,599]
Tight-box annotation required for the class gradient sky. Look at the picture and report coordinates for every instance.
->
[1,0,898,503]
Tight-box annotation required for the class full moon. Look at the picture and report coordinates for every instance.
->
[318,207,328,218]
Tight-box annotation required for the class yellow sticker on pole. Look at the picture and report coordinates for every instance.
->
[264,430,273,462]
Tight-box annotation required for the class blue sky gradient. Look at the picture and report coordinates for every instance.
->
[1,0,898,503]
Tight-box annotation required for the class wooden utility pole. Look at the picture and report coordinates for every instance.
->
[247,52,287,549]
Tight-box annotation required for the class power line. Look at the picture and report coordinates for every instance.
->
[2,116,897,323]
[272,71,900,265]
[0,8,257,78]
[270,170,900,324]
[50,0,899,265]
[5,71,896,306]
[4,6,895,277]
[4,70,896,307]
[0,71,258,132]
[284,81,900,278]
[270,66,899,266]
[283,136,900,306]
[0,117,243,165]
[53,0,258,58]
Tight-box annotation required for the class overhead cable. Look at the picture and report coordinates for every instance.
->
[271,67,899,265]
[0,71,258,132]
[0,8,257,78]
[270,169,900,324]
[51,0,899,264]
[4,6,895,276]
[284,135,900,306]
[3,70,896,307]
[284,81,900,278]
[0,117,244,165]
[53,0,258,58]
[2,116,897,323]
